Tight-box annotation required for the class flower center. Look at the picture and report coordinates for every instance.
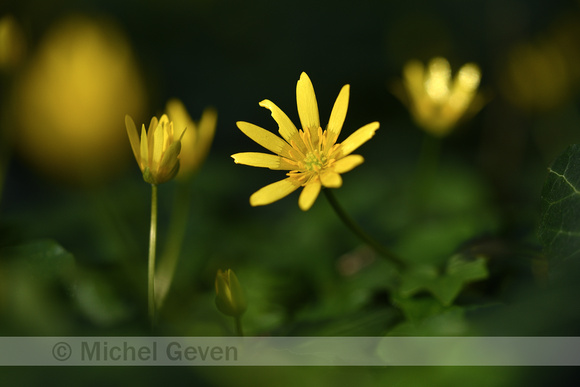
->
[303,151,327,172]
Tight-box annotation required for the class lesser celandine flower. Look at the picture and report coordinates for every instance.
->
[233,72,379,211]
[165,99,217,180]
[397,57,482,136]
[125,114,185,185]
[125,113,186,325]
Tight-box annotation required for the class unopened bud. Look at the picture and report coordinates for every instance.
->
[214,269,247,317]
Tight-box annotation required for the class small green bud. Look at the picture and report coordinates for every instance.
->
[215,269,247,317]
[142,166,155,184]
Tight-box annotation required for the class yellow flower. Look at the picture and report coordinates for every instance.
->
[501,41,573,111]
[397,57,482,136]
[125,114,185,185]
[165,99,217,180]
[215,269,247,318]
[14,17,145,185]
[232,72,379,211]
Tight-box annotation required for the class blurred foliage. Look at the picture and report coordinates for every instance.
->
[1,0,580,385]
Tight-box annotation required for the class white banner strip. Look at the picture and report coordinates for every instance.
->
[0,337,578,366]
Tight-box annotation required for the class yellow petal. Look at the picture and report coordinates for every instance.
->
[333,154,364,173]
[158,114,170,126]
[196,107,217,154]
[403,60,425,105]
[236,121,294,159]
[456,63,481,92]
[147,116,158,133]
[425,57,451,102]
[298,179,321,211]
[165,99,190,140]
[125,115,141,164]
[320,170,342,188]
[157,141,181,184]
[259,99,305,154]
[164,121,173,148]
[338,122,380,157]
[186,106,217,174]
[250,178,300,207]
[296,72,320,133]
[147,116,158,162]
[231,152,295,170]
[152,117,165,169]
[448,63,481,112]
[326,84,350,148]
[140,124,148,168]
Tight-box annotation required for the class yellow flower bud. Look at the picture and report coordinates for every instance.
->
[125,114,186,185]
[214,269,247,317]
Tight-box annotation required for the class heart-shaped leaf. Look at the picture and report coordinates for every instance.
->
[538,144,580,268]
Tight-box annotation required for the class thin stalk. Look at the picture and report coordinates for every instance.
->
[0,134,11,211]
[323,188,404,268]
[155,181,191,310]
[234,317,244,336]
[148,184,158,326]
[416,134,441,199]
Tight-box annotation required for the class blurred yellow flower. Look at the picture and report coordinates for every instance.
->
[125,114,185,185]
[0,15,26,71]
[396,57,482,136]
[215,269,247,318]
[165,99,217,180]
[501,40,574,111]
[233,72,379,211]
[13,16,145,185]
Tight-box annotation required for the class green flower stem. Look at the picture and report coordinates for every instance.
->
[416,134,441,196]
[148,184,158,326]
[234,317,244,337]
[323,188,404,268]
[0,133,11,210]
[0,152,7,209]
[155,181,191,310]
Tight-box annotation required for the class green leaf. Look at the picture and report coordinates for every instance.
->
[0,239,76,334]
[391,294,447,323]
[381,164,500,266]
[398,255,488,306]
[539,144,580,268]
[1,239,75,283]
[385,306,468,336]
[74,271,131,327]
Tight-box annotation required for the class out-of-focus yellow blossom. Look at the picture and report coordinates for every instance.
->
[214,269,247,318]
[0,15,26,71]
[125,114,185,185]
[233,72,379,211]
[165,99,217,180]
[13,16,145,185]
[396,57,483,137]
[500,14,580,113]
[501,40,575,112]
